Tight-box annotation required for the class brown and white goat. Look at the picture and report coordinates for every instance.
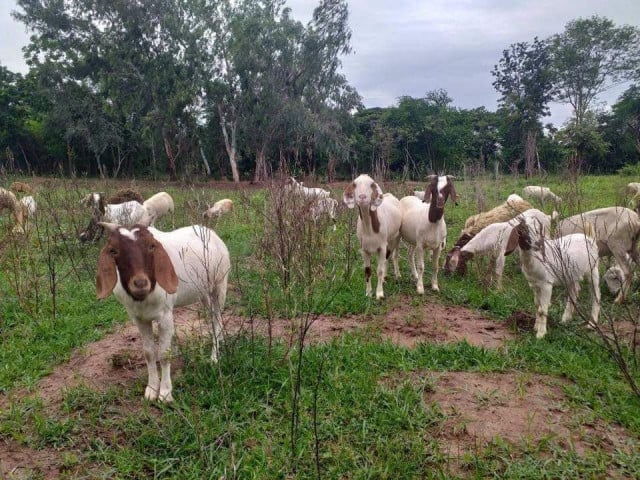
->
[343,174,402,299]
[96,223,230,402]
[399,175,457,293]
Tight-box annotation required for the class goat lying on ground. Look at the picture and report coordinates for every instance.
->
[203,199,234,219]
[399,175,457,293]
[343,174,402,299]
[96,223,230,402]
[511,217,601,339]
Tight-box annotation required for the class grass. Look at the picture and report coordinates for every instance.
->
[0,172,639,478]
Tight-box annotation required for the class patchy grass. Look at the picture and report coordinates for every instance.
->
[0,173,639,478]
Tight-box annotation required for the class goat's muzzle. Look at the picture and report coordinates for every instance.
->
[128,275,151,301]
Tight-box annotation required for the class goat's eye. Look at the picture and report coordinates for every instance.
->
[109,248,118,256]
[149,243,156,252]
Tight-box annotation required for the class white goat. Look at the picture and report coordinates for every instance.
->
[555,207,640,303]
[308,197,338,230]
[444,208,554,289]
[625,182,640,196]
[143,192,174,226]
[511,217,600,339]
[413,190,426,201]
[399,175,457,294]
[203,199,234,219]
[343,174,402,299]
[96,223,230,402]
[523,185,562,205]
[285,176,330,199]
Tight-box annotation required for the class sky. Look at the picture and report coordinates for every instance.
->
[2,0,639,127]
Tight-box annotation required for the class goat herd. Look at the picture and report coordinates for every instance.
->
[1,176,639,402]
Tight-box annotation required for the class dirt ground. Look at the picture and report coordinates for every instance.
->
[0,301,635,478]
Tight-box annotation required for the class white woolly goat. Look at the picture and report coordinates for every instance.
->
[143,192,174,226]
[343,174,402,299]
[399,175,457,294]
[308,196,338,230]
[555,207,640,304]
[511,217,601,339]
[96,223,230,402]
[523,185,562,204]
[444,208,555,289]
[285,176,330,198]
[203,199,234,219]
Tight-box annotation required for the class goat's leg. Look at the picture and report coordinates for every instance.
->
[612,249,633,304]
[375,247,387,300]
[588,265,601,327]
[135,319,160,401]
[535,284,553,339]
[494,254,505,291]
[362,251,373,297]
[561,283,580,324]
[407,245,418,280]
[388,236,401,279]
[430,245,442,292]
[156,314,175,403]
[415,245,425,294]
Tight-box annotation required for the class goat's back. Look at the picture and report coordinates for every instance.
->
[151,226,230,307]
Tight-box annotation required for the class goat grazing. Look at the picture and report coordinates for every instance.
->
[143,192,174,226]
[79,193,154,242]
[510,217,600,338]
[203,199,234,219]
[399,175,457,293]
[96,223,230,402]
[555,207,640,303]
[285,176,330,199]
[108,188,144,205]
[522,185,562,205]
[444,208,554,289]
[343,174,402,299]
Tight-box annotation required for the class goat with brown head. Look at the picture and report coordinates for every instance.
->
[96,224,178,301]
[95,222,230,402]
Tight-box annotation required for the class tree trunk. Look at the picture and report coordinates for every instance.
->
[524,129,537,179]
[253,145,269,183]
[218,104,240,182]
[163,134,178,181]
[199,145,212,176]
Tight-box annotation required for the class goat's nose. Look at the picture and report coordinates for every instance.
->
[358,194,367,200]
[133,278,149,289]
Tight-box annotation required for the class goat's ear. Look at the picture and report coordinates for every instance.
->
[504,227,519,256]
[153,242,179,294]
[343,183,356,209]
[96,247,118,299]
[370,182,384,211]
[447,177,458,204]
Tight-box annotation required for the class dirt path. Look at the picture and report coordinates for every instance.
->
[0,300,634,478]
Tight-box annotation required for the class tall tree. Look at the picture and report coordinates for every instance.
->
[550,16,640,125]
[492,38,554,177]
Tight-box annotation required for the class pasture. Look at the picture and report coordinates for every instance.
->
[1,173,640,479]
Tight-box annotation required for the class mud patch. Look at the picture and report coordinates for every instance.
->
[424,371,633,459]
[382,299,513,348]
[0,439,64,480]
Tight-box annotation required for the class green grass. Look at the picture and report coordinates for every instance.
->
[0,173,639,478]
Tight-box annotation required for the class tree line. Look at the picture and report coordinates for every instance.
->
[1,2,639,181]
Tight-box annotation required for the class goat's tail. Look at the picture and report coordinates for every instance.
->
[583,221,596,239]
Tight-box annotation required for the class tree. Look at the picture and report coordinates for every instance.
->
[550,16,640,126]
[492,38,554,177]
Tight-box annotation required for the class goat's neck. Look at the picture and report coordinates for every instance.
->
[427,193,445,223]
[357,204,381,234]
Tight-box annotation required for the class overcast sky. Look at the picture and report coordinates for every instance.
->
[2,0,639,126]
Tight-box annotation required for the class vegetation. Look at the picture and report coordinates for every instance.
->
[1,4,639,180]
[0,173,639,478]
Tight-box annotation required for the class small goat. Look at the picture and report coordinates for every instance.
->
[444,208,556,289]
[511,217,600,339]
[10,181,33,194]
[203,199,234,219]
[143,192,174,226]
[522,186,562,205]
[343,174,402,299]
[285,176,330,199]
[96,223,230,402]
[399,175,457,293]
[79,193,154,242]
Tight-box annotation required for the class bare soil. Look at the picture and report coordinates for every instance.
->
[0,301,634,479]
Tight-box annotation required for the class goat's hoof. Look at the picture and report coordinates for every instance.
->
[376,293,385,300]
[431,285,440,292]
[417,286,425,295]
[158,391,174,403]
[614,295,625,304]
[535,330,546,339]
[144,386,159,401]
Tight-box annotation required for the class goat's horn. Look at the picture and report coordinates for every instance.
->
[98,222,119,232]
